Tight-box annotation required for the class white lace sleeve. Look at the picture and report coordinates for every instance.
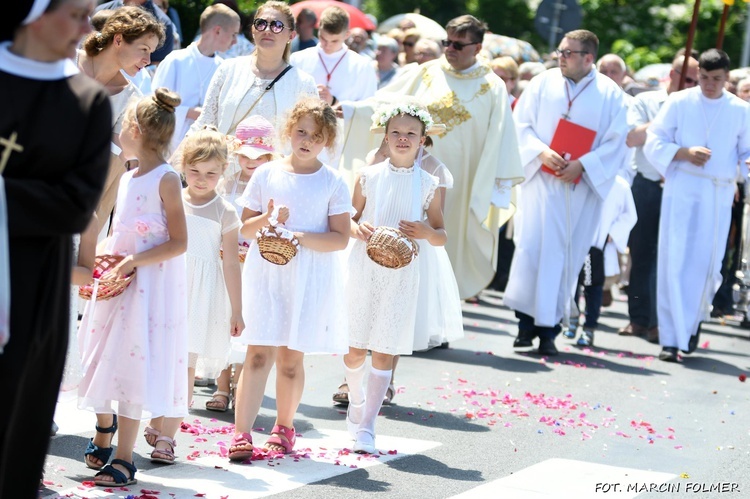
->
[422,171,439,211]
[190,60,228,134]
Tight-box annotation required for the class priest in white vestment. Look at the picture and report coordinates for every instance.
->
[503,30,629,356]
[338,15,525,300]
[152,4,240,152]
[643,49,750,362]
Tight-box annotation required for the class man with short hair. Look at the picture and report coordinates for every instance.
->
[340,14,525,300]
[644,49,750,362]
[504,29,629,356]
[291,7,317,53]
[619,54,699,342]
[597,53,627,89]
[152,4,239,151]
[290,6,377,105]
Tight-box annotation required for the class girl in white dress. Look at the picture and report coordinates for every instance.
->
[344,105,448,454]
[210,115,277,412]
[144,128,243,449]
[77,89,189,485]
[228,98,352,460]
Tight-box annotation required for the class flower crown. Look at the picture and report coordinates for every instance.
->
[373,104,435,131]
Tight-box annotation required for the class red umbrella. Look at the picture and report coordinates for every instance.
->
[290,1,376,31]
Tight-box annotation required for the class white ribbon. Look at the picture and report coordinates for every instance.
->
[22,0,52,25]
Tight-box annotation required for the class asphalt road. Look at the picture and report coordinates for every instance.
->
[42,288,750,498]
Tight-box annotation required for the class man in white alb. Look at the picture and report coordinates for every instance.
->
[644,49,750,362]
[290,5,377,106]
[619,54,698,344]
[152,4,239,151]
[503,29,629,356]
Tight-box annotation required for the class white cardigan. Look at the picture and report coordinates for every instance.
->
[193,55,318,135]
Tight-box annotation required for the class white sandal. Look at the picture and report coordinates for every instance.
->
[205,391,231,412]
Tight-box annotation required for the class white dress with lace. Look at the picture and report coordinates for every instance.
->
[191,56,318,136]
[235,162,352,354]
[184,192,240,379]
[347,161,438,355]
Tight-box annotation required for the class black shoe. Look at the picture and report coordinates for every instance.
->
[683,328,700,354]
[513,329,535,348]
[659,347,679,362]
[537,338,558,356]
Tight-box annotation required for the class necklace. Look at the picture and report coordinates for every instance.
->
[562,77,595,120]
[699,94,726,149]
[318,49,348,86]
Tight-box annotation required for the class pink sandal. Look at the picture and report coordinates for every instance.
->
[150,436,176,465]
[264,424,296,454]
[228,432,254,462]
[143,426,160,448]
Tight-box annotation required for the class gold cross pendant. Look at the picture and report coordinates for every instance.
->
[0,131,23,174]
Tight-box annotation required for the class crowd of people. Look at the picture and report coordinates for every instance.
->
[2,0,750,497]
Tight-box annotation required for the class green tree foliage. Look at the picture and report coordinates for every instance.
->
[580,0,749,70]
[168,0,258,43]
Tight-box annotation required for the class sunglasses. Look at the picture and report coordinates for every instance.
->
[253,18,286,34]
[674,69,697,85]
[554,49,589,59]
[441,39,479,51]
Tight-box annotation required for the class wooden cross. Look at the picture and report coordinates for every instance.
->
[0,132,23,174]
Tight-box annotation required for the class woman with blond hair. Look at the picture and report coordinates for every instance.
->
[190,0,317,136]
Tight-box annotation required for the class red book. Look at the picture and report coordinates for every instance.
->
[541,118,597,184]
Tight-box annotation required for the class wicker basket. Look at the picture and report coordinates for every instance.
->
[257,224,298,265]
[366,226,419,269]
[220,242,250,263]
[78,254,136,300]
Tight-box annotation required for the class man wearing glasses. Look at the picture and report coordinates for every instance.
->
[504,29,629,356]
[618,54,698,345]
[643,49,750,362]
[338,14,524,301]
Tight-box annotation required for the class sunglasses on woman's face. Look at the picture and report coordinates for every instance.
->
[253,18,286,34]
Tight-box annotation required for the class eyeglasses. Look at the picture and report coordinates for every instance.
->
[673,69,698,85]
[554,49,588,59]
[441,39,479,51]
[402,41,415,48]
[253,18,286,34]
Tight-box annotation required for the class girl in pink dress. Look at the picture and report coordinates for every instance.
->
[78,88,189,486]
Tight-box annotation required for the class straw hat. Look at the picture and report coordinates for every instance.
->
[234,115,276,159]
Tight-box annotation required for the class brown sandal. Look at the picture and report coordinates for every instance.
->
[332,382,349,406]
[205,391,230,412]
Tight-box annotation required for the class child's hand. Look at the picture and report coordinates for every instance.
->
[276,205,290,224]
[355,221,375,241]
[399,220,433,240]
[107,255,136,279]
[230,313,245,337]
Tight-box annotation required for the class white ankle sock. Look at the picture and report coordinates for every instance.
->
[359,367,392,436]
[344,361,367,422]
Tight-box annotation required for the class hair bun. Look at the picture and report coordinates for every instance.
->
[152,87,181,114]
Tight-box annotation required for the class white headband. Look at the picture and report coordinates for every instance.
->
[22,0,52,25]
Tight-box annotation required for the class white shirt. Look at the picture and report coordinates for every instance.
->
[291,45,377,102]
[152,43,223,151]
[627,88,668,181]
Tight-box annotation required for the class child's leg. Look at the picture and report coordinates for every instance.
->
[343,347,368,432]
[206,365,232,411]
[234,346,276,437]
[85,413,117,469]
[94,415,139,483]
[187,366,196,408]
[150,416,182,463]
[144,416,163,447]
[355,352,394,453]
[265,346,305,452]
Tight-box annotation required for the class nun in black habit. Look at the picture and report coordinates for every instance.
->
[0,1,111,497]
